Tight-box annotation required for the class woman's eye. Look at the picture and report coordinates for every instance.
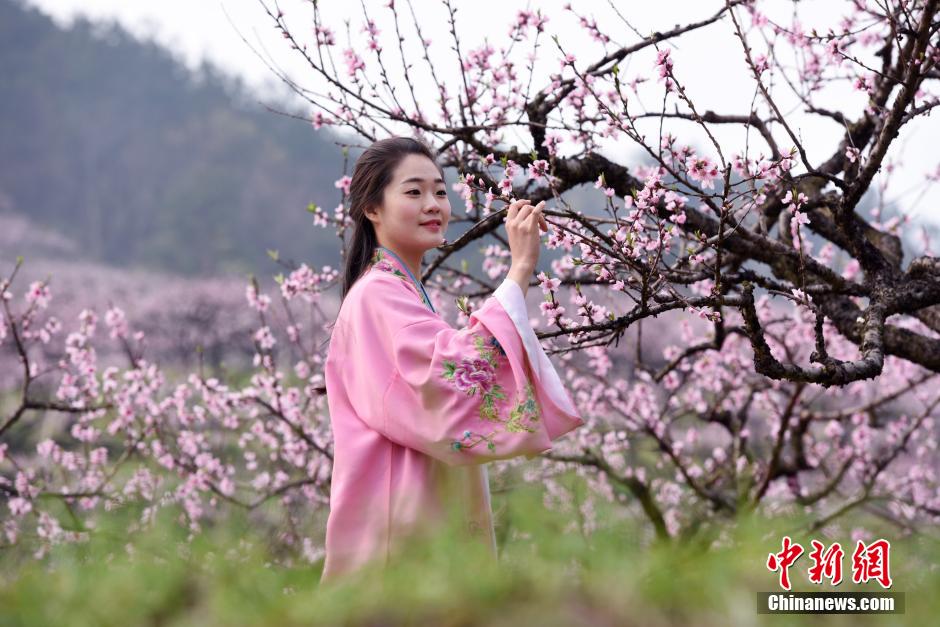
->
[436,190,447,196]
[406,190,420,195]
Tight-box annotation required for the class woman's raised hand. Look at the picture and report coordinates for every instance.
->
[503,198,548,295]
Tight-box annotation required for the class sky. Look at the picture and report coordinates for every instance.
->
[22,0,940,240]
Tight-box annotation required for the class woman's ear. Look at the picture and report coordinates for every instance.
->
[363,204,380,226]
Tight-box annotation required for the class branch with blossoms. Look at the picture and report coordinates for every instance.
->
[533,296,940,542]
[0,259,337,563]
[246,0,940,543]
[264,0,940,388]
[5,0,938,562]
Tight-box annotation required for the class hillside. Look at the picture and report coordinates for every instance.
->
[0,0,345,276]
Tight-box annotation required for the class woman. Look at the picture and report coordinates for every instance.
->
[321,136,584,583]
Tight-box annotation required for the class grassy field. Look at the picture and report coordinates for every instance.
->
[1,476,936,627]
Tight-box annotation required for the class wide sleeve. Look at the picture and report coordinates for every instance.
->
[350,273,584,466]
[492,278,580,417]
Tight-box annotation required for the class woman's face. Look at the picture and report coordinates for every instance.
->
[367,153,451,256]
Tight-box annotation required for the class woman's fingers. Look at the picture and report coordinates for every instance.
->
[517,203,534,223]
[529,201,546,228]
[512,200,548,233]
[507,199,549,233]
[514,199,542,220]
[505,197,530,221]
[530,211,547,233]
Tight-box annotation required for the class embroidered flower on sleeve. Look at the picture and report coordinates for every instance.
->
[441,335,507,420]
[452,384,541,451]
[506,382,540,433]
[488,335,507,358]
[444,332,541,453]
[450,357,497,394]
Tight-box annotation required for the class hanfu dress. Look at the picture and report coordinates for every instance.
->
[321,245,584,582]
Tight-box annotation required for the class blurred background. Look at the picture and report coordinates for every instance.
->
[1,0,347,278]
[0,0,362,378]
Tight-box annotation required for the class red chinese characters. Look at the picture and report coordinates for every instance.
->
[766,536,893,590]
[807,540,844,585]
[766,535,804,590]
[851,539,892,589]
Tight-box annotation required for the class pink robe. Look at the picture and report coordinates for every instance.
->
[321,247,584,582]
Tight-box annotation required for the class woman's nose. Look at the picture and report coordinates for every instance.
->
[425,192,445,209]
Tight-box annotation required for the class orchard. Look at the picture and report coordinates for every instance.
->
[2,0,938,600]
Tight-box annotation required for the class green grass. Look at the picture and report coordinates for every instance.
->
[1,479,937,626]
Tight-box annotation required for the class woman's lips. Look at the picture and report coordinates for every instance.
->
[421,221,442,231]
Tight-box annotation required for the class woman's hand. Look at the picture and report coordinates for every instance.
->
[504,198,548,296]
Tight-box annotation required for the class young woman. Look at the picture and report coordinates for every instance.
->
[321,136,584,582]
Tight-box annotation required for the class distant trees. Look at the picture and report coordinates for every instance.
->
[0,0,341,275]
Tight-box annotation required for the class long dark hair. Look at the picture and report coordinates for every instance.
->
[340,136,443,301]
